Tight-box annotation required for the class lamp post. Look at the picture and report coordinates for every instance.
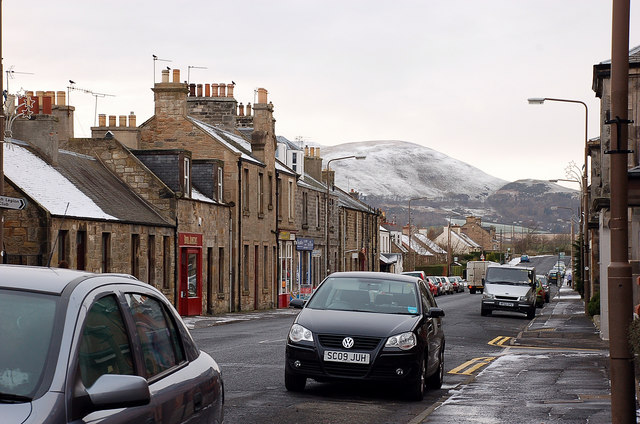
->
[407,196,431,270]
[529,97,589,312]
[324,155,365,278]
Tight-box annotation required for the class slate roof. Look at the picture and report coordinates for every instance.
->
[189,117,263,166]
[4,139,171,226]
[598,44,640,65]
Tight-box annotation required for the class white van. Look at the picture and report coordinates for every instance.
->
[480,265,537,319]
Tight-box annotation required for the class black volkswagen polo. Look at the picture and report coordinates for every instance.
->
[285,272,445,400]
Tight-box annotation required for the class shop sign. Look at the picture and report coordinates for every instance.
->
[296,238,314,251]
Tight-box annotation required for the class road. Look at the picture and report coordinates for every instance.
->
[192,260,566,423]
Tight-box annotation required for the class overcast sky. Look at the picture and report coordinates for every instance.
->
[5,1,640,186]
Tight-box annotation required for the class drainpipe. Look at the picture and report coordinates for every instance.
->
[237,159,243,312]
[174,216,179,311]
[275,174,281,308]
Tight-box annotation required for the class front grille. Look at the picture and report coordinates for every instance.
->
[318,334,382,350]
[495,295,518,301]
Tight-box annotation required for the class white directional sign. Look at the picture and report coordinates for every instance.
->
[0,195,27,210]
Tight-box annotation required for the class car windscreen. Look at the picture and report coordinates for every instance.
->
[0,290,58,399]
[306,277,419,315]
[485,268,532,285]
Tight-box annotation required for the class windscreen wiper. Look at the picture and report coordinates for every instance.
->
[0,392,32,403]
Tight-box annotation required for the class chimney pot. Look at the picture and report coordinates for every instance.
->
[128,113,136,127]
[304,146,309,157]
[310,147,315,157]
[172,69,180,83]
[218,83,226,97]
[238,103,245,116]
[211,83,219,97]
[161,69,170,83]
[205,84,210,97]
[257,88,267,104]
[227,83,234,98]
[196,83,203,97]
[246,102,252,115]
[56,91,66,106]
[189,83,196,97]
[109,115,116,127]
[316,148,320,158]
[119,115,127,127]
[99,114,106,127]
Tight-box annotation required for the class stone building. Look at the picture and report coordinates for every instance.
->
[460,216,498,251]
[591,44,640,339]
[2,139,175,291]
[138,69,283,313]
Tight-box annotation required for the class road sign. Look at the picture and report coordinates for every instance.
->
[0,195,27,210]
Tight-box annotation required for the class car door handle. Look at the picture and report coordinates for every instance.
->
[194,392,203,412]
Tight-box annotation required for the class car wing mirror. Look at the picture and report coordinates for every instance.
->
[73,374,150,420]
[289,298,306,309]
[426,307,445,318]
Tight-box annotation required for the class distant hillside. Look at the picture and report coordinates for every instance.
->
[322,140,506,200]
[319,140,579,232]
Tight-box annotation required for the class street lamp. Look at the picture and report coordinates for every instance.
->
[528,97,590,312]
[407,196,431,270]
[324,155,366,278]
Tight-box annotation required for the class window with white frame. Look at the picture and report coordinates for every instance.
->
[183,157,191,197]
[217,167,223,202]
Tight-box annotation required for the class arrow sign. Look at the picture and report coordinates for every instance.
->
[0,195,27,210]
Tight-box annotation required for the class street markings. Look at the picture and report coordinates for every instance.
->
[448,356,496,375]
[488,336,511,347]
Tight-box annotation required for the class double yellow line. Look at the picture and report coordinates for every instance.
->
[448,356,496,375]
[488,336,511,347]
[447,336,512,375]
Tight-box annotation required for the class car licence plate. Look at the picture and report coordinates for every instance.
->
[498,301,514,307]
[324,350,370,364]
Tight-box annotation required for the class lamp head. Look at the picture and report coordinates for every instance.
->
[355,156,366,160]
[527,98,546,105]
[548,179,558,183]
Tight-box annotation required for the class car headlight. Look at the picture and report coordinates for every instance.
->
[289,324,313,343]
[483,292,494,300]
[519,295,528,301]
[385,332,416,350]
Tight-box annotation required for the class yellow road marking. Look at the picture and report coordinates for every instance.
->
[488,336,511,347]
[448,356,496,375]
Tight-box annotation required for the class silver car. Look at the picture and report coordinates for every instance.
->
[0,265,224,423]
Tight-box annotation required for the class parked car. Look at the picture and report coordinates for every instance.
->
[0,265,224,424]
[402,271,437,297]
[537,275,550,303]
[520,254,530,262]
[449,276,465,293]
[286,271,445,401]
[424,276,440,297]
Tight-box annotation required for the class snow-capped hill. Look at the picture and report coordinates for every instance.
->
[322,140,506,200]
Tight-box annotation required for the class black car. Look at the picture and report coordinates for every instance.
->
[0,265,224,424]
[285,271,445,400]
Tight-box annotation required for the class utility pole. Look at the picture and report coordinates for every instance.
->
[607,0,636,421]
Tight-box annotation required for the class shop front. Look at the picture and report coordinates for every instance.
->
[278,232,295,308]
[178,233,202,316]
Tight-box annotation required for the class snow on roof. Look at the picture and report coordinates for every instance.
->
[401,234,434,256]
[414,233,446,254]
[4,141,116,220]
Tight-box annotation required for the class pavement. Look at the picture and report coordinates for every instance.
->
[182,306,298,329]
[417,283,617,424]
